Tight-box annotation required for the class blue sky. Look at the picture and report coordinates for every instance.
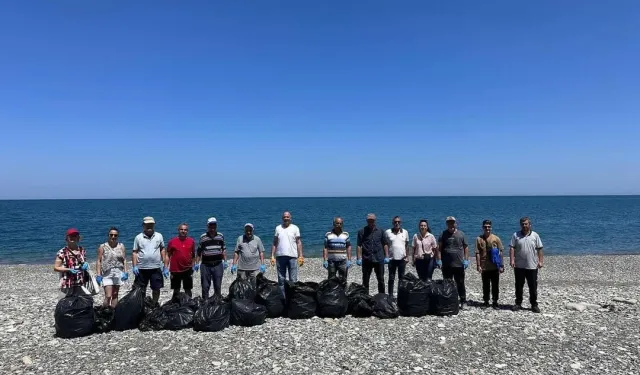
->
[1,0,639,199]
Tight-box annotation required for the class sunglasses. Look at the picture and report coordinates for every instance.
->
[109,234,119,237]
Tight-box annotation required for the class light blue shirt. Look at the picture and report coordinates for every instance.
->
[133,232,165,269]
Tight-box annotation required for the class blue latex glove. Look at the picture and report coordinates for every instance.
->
[436,260,443,268]
[80,263,89,271]
[356,259,362,266]
[346,260,352,268]
[132,266,140,276]
[68,268,79,275]
[463,260,470,269]
[193,264,200,272]
[323,260,329,269]
[384,257,390,264]
[96,275,103,285]
[120,272,129,281]
[162,266,170,278]
[259,264,266,273]
[223,261,229,270]
[231,264,237,273]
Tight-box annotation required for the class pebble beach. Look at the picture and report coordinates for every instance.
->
[1,255,640,375]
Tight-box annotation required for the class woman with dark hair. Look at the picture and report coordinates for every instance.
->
[96,227,128,307]
[53,228,90,297]
[412,219,438,281]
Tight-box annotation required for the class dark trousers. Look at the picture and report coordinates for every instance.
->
[362,259,385,294]
[442,266,466,302]
[388,259,406,295]
[514,268,538,307]
[201,262,223,298]
[328,259,348,280]
[481,269,500,303]
[415,256,435,281]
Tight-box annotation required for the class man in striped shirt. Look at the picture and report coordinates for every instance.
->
[323,217,352,281]
[195,217,228,298]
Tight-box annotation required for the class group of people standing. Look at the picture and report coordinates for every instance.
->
[53,211,544,313]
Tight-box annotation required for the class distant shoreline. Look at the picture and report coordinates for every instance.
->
[2,194,640,201]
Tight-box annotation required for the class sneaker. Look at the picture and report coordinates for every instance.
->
[531,305,541,313]
[492,302,499,309]
[512,304,522,312]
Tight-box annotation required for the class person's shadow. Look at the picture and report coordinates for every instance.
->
[465,299,521,311]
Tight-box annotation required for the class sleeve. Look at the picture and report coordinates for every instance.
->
[474,237,481,255]
[404,229,409,244]
[159,234,165,249]
[412,234,417,248]
[323,233,329,248]
[462,232,468,248]
[295,226,301,239]
[497,237,505,251]
[56,249,65,260]
[535,233,543,249]
[345,233,352,248]
[235,237,242,253]
[197,237,203,256]
[257,238,265,253]
[221,234,226,250]
[509,233,517,248]
[357,230,363,247]
[132,236,140,252]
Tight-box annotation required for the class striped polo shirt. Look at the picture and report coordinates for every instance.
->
[198,231,226,264]
[324,230,351,261]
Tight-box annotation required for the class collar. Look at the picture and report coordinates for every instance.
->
[244,234,253,241]
[143,232,155,239]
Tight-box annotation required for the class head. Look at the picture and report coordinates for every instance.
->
[418,219,431,234]
[392,216,402,230]
[142,217,155,236]
[482,219,492,236]
[446,216,457,232]
[520,217,531,233]
[333,217,344,233]
[178,223,189,238]
[281,211,292,227]
[366,213,376,228]
[207,217,217,233]
[108,226,119,243]
[244,223,254,237]
[66,228,80,248]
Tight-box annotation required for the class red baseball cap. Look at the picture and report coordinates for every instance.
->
[66,228,80,236]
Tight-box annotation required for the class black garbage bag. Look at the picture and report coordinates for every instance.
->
[255,274,285,318]
[164,292,199,312]
[138,307,168,331]
[143,296,160,315]
[54,295,95,338]
[93,306,115,333]
[229,277,257,301]
[316,278,348,318]
[284,281,318,319]
[192,296,206,310]
[430,279,460,316]
[230,299,267,327]
[112,287,146,331]
[397,273,432,317]
[346,283,373,317]
[193,298,231,332]
[163,305,195,330]
[372,293,399,319]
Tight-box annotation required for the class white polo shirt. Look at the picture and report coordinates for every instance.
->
[133,231,165,270]
[274,224,301,258]
[384,228,409,260]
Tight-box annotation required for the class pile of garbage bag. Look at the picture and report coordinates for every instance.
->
[54,272,460,338]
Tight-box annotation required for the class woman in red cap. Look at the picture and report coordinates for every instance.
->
[53,228,90,297]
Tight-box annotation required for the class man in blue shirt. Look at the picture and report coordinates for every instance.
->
[323,217,352,281]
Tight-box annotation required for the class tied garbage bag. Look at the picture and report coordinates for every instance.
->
[372,293,399,319]
[93,305,115,333]
[397,273,432,317]
[163,305,195,330]
[140,293,197,331]
[346,283,374,318]
[112,287,146,331]
[193,298,231,332]
[285,281,318,319]
[54,295,95,338]
[229,277,256,301]
[316,278,348,318]
[167,292,199,312]
[230,299,267,327]
[255,273,285,318]
[430,279,460,316]
[139,307,168,331]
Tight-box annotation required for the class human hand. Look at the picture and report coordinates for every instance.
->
[259,264,266,273]
[223,261,229,270]
[68,268,79,275]
[297,257,304,267]
[162,267,170,278]
[462,260,469,269]
[80,263,89,271]
[477,265,482,273]
[96,275,103,285]
[356,259,362,266]
[230,265,237,274]
[436,260,442,268]
[193,264,200,272]
[323,261,328,269]
[384,258,390,264]
[132,266,140,276]
[121,272,129,281]
[346,260,352,269]
[510,259,515,268]
[270,257,276,266]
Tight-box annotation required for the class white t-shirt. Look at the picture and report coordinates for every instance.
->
[384,228,409,260]
[274,224,301,258]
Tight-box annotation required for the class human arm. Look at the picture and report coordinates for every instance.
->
[96,245,104,276]
[497,237,505,269]
[404,230,410,263]
[356,230,363,261]
[54,256,75,273]
[509,233,516,267]
[258,239,265,265]
[474,238,482,272]
[411,236,417,264]
[131,236,139,268]
[164,242,171,270]
[536,234,544,268]
[383,231,390,259]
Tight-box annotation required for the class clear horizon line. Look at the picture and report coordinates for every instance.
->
[1,193,639,201]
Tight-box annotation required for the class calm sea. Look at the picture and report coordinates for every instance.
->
[1,196,639,264]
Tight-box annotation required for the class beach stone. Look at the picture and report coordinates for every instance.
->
[612,297,637,305]
[565,302,587,312]
[22,356,33,366]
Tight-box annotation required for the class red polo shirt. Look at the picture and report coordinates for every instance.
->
[167,236,195,272]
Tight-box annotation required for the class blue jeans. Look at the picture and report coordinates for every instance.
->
[201,261,224,298]
[415,255,435,281]
[276,256,298,295]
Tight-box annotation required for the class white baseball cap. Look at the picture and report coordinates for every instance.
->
[207,217,217,225]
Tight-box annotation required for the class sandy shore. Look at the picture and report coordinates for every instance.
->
[1,256,640,374]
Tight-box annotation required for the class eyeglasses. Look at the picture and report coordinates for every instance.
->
[109,234,119,237]
[393,221,401,224]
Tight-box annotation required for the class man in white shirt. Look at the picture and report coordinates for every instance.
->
[384,216,410,297]
[270,211,304,294]
[509,216,544,313]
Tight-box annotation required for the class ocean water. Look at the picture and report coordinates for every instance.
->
[1,196,639,264]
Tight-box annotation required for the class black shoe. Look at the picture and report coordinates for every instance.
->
[482,301,490,308]
[492,302,499,309]
[512,304,522,312]
[531,305,541,313]
[459,301,466,310]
